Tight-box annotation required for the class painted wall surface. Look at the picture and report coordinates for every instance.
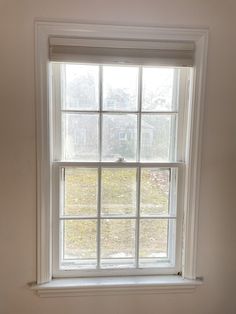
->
[0,0,236,313]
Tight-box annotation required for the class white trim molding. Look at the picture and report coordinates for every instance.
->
[182,33,208,280]
[31,275,202,297]
[35,21,208,287]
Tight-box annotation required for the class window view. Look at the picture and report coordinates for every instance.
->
[52,63,190,272]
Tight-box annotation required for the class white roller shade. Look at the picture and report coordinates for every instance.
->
[49,37,194,66]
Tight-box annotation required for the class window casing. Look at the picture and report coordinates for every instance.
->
[35,22,208,285]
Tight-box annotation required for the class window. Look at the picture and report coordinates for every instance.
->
[52,63,190,277]
[35,22,208,287]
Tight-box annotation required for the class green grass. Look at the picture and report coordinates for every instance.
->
[63,167,170,260]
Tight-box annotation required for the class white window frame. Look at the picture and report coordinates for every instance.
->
[52,64,187,278]
[35,21,208,293]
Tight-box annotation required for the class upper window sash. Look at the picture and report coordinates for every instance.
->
[51,63,191,164]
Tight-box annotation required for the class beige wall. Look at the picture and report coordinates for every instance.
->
[1,0,236,313]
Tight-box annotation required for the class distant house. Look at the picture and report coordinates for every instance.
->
[65,115,154,160]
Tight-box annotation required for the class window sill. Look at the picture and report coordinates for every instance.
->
[31,275,202,297]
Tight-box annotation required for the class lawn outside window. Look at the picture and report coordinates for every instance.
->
[34,21,208,296]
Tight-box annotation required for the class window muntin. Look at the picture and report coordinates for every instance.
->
[52,63,190,275]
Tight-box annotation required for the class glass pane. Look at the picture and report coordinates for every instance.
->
[101,168,136,216]
[62,219,97,261]
[62,113,99,161]
[101,219,135,268]
[140,168,170,216]
[63,168,98,217]
[103,66,139,111]
[63,64,99,110]
[102,114,137,161]
[139,219,168,260]
[142,67,175,111]
[140,114,175,161]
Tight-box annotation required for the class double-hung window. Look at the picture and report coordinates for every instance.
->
[51,45,190,277]
[35,23,208,285]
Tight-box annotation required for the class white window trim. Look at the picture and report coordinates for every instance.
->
[32,275,202,297]
[34,21,208,296]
